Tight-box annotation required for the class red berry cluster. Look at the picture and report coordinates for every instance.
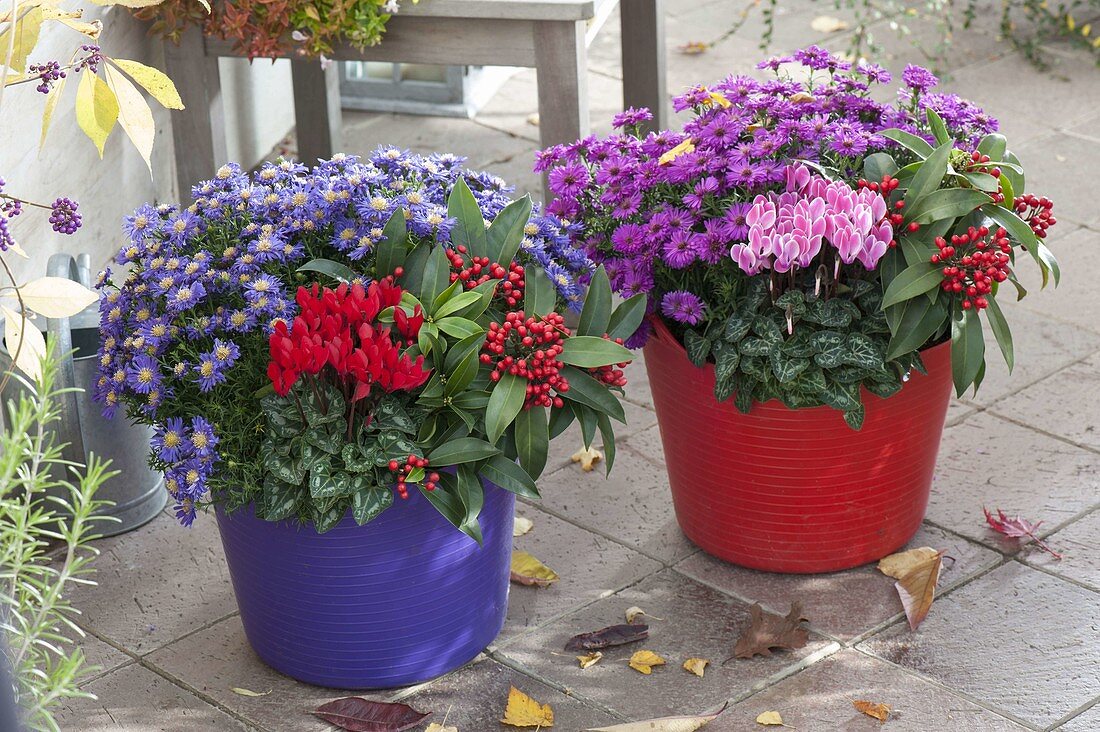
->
[387,455,439,500]
[1013,194,1056,239]
[481,311,571,409]
[588,334,629,388]
[857,175,915,246]
[446,245,526,307]
[964,150,1006,204]
[930,225,1011,310]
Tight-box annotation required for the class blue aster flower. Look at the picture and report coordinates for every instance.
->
[126,354,161,395]
[152,417,188,463]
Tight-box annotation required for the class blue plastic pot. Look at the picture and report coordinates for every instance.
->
[215,480,514,689]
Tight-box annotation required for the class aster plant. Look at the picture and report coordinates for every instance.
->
[97,150,637,536]
[539,47,1059,429]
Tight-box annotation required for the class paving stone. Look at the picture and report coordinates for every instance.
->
[858,562,1100,728]
[714,649,1029,731]
[68,510,237,654]
[1059,702,1100,731]
[533,447,695,564]
[496,569,838,720]
[621,350,654,410]
[504,505,662,640]
[72,632,133,686]
[542,396,658,476]
[993,352,1100,452]
[1010,132,1100,227]
[675,524,1001,642]
[968,305,1100,407]
[146,614,385,732]
[1015,226,1100,336]
[1025,509,1100,591]
[398,656,620,728]
[56,662,252,731]
[924,412,1100,552]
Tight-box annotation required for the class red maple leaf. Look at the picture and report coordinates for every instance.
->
[983,507,1062,559]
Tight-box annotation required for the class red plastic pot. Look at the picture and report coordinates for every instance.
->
[643,317,952,573]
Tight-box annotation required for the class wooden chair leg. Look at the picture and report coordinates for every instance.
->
[291,60,344,165]
[620,0,667,132]
[163,27,226,200]
[533,19,590,201]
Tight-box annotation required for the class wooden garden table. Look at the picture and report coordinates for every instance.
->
[164,0,667,199]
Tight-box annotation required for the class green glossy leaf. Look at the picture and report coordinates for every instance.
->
[485,372,526,444]
[448,177,488,258]
[486,195,533,266]
[881,128,935,158]
[444,349,481,396]
[906,188,991,224]
[881,260,943,309]
[905,139,954,206]
[399,241,431,293]
[844,406,866,431]
[844,333,885,369]
[514,405,549,479]
[430,280,462,316]
[262,475,299,521]
[450,390,490,410]
[1000,150,1025,197]
[606,293,647,342]
[951,309,986,396]
[480,454,540,499]
[524,265,559,317]
[863,152,899,183]
[436,316,483,340]
[596,411,616,475]
[455,463,485,543]
[548,404,575,439]
[435,289,485,320]
[421,245,451,305]
[577,265,612,336]
[926,108,951,145]
[977,133,1007,161]
[769,351,810,383]
[886,296,947,360]
[427,436,499,466]
[560,366,626,422]
[572,402,597,449]
[298,258,356,284]
[960,171,1000,193]
[375,208,408,278]
[559,336,632,368]
[419,480,480,544]
[723,311,754,342]
[984,294,1013,372]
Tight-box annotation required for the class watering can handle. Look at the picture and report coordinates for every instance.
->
[46,253,87,467]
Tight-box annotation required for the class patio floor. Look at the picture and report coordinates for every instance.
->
[59,1,1100,730]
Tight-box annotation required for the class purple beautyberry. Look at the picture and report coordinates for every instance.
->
[49,197,82,235]
[28,60,65,94]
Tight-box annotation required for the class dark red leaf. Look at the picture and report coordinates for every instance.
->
[311,698,430,732]
[983,506,1062,559]
[564,623,649,652]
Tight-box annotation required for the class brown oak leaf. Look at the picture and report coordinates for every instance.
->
[892,550,943,631]
[734,603,809,659]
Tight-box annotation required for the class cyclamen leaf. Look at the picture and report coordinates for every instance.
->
[733,603,809,659]
[565,624,649,652]
[312,698,430,732]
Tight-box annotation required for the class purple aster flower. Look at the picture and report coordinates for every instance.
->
[683,176,720,211]
[662,230,699,269]
[792,45,832,71]
[661,290,707,325]
[152,417,188,463]
[126,354,161,395]
[194,351,228,392]
[612,107,654,130]
[547,162,590,199]
[188,416,219,457]
[611,223,647,255]
[902,64,939,93]
[624,318,652,349]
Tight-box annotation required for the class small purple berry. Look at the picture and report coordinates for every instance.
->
[49,197,81,235]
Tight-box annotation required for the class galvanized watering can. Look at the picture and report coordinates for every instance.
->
[0,253,165,536]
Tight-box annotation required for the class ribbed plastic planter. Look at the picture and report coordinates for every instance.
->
[215,480,513,689]
[644,317,953,574]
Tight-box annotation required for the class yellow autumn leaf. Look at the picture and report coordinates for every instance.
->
[682,657,708,677]
[501,686,554,728]
[229,687,270,697]
[110,58,185,110]
[75,71,118,157]
[1082,23,1091,36]
[37,6,101,38]
[513,515,533,537]
[853,700,891,721]
[2,306,46,381]
[1067,13,1076,30]
[571,445,603,471]
[810,14,849,33]
[704,91,731,109]
[0,7,44,73]
[877,546,940,579]
[576,651,603,669]
[40,74,68,148]
[104,64,155,173]
[425,724,459,732]
[658,139,695,165]
[18,277,98,319]
[510,551,559,587]
[756,710,784,726]
[628,650,665,675]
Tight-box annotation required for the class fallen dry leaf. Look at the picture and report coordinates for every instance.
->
[810,14,849,32]
[526,113,540,127]
[576,651,603,669]
[893,550,943,631]
[501,686,554,728]
[565,624,649,652]
[625,606,645,624]
[984,507,1062,558]
[682,657,709,677]
[678,40,710,55]
[734,603,809,659]
[312,698,429,731]
[789,91,816,104]
[571,445,603,471]
[513,515,534,537]
[230,687,270,697]
[425,725,458,732]
[628,650,666,674]
[878,547,941,579]
[853,700,891,722]
[755,710,784,726]
[510,551,559,588]
[585,703,727,731]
